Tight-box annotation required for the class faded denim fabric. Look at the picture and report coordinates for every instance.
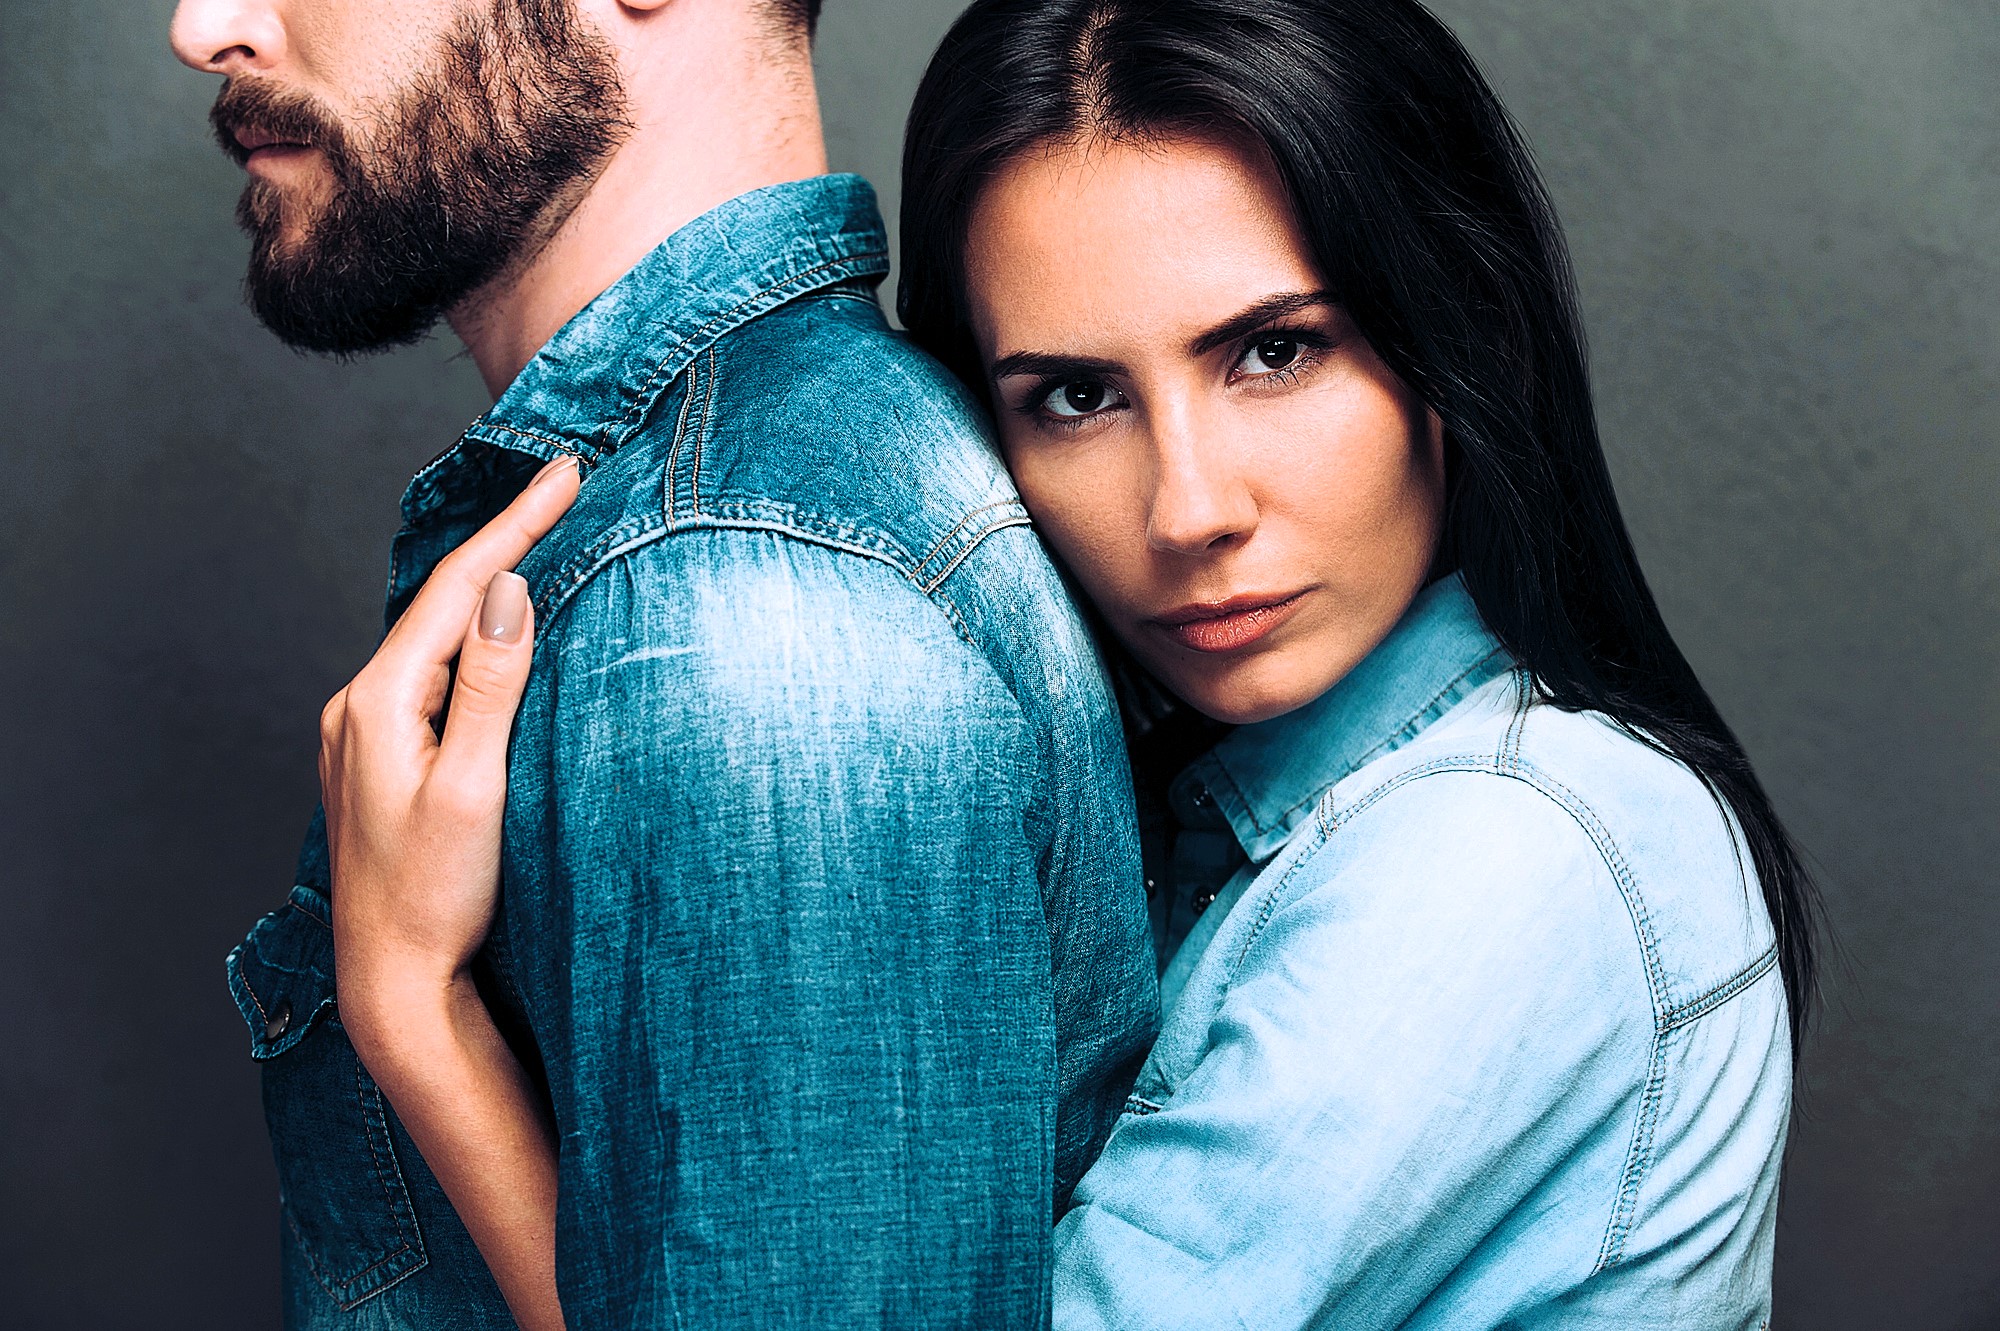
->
[1055,576,1790,1330]
[226,175,1159,1329]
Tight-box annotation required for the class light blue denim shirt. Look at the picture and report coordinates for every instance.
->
[1055,575,1790,1329]
[226,176,1159,1329]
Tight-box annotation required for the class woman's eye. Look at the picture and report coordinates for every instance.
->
[1041,379,1120,418]
[1238,336,1305,376]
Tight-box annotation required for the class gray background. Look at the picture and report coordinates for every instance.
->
[1,0,1992,1325]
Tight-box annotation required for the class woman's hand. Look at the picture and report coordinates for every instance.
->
[317,455,581,1331]
[322,454,581,1026]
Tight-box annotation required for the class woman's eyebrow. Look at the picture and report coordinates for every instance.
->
[987,290,1334,382]
[988,350,1127,382]
[1188,290,1336,356]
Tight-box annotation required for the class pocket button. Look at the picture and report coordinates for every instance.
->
[264,999,292,1041]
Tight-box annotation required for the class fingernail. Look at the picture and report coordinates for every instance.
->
[479,571,529,643]
[532,454,579,486]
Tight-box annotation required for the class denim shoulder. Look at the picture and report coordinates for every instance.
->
[1290,675,1780,1029]
[695,290,1039,584]
[533,523,1041,751]
[1503,696,1781,1019]
[513,287,1066,647]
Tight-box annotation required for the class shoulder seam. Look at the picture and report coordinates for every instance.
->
[530,511,1029,651]
[1662,943,1778,1032]
[1269,755,1674,1275]
[1286,757,1671,1018]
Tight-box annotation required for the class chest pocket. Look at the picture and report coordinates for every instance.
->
[227,887,429,1310]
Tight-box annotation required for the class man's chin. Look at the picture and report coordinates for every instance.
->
[244,266,439,356]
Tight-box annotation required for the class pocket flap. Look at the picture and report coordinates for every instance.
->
[226,886,338,1060]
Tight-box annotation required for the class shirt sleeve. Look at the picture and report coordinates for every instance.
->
[1051,770,1656,1330]
[517,535,1058,1329]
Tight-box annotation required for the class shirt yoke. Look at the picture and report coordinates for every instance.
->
[514,288,1034,652]
[1308,670,1778,1029]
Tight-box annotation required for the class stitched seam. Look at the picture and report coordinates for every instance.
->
[1243,647,1512,839]
[384,534,406,636]
[930,594,978,648]
[913,500,1030,584]
[528,487,1022,652]
[289,893,331,929]
[1597,1024,1670,1273]
[285,1067,421,1307]
[528,515,990,652]
[1123,1095,1166,1117]
[662,355,698,523]
[396,431,481,522]
[354,1063,410,1247]
[231,945,269,1026]
[1247,756,1668,1010]
[1238,749,1689,1275]
[918,513,1034,596]
[701,497,916,566]
[1252,753,1680,1273]
[615,253,888,438]
[343,1059,427,1305]
[530,519,670,642]
[692,347,717,513]
[1500,668,1534,770]
[1662,944,1779,1032]
[466,421,592,461]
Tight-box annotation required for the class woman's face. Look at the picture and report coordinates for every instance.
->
[964,135,1447,725]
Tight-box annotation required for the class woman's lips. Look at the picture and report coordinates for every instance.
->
[1151,591,1308,654]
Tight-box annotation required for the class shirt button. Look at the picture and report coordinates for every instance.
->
[1143,877,1158,898]
[263,999,292,1042]
[1192,890,1218,915]
[1191,787,1213,809]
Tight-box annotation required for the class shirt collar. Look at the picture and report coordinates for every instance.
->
[401,174,889,524]
[1177,574,1513,862]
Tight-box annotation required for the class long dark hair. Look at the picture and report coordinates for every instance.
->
[898,0,1817,1045]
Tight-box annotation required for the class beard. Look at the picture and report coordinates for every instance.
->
[209,0,628,355]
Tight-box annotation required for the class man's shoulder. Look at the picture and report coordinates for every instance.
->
[517,287,1078,650]
[686,288,1029,575]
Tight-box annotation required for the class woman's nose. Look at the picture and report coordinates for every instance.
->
[1144,419,1258,556]
[170,0,286,75]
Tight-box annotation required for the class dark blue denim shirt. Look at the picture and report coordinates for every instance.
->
[226,175,1160,1329]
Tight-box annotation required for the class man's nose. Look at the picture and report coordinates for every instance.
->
[170,0,286,75]
[1144,409,1259,557]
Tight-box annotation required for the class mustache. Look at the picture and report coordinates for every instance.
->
[209,78,348,169]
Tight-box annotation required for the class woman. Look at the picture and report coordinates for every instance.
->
[325,0,1815,1325]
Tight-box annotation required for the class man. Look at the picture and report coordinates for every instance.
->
[179,0,1158,1324]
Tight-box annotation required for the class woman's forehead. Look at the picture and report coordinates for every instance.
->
[964,135,1320,356]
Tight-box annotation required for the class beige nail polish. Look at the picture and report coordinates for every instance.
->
[480,571,530,643]
[532,454,579,486]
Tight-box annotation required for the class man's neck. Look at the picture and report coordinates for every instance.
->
[448,30,829,399]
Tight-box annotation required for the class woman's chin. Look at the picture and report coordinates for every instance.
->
[1159,660,1327,727]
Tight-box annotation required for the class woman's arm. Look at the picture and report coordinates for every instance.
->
[319,456,579,1331]
[339,965,563,1331]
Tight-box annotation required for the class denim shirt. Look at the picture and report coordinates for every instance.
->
[225,175,1159,1329]
[1054,576,1790,1330]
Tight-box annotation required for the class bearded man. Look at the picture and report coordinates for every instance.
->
[174,1,1157,1325]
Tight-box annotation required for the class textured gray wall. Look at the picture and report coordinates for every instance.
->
[0,1,1991,1326]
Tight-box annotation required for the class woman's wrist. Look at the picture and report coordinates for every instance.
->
[336,950,483,1074]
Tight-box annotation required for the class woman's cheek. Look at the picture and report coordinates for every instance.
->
[1019,462,1142,612]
